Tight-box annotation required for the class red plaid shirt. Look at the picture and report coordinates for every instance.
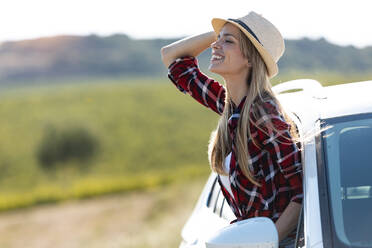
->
[167,56,303,225]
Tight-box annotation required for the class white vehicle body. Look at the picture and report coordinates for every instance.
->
[179,79,372,248]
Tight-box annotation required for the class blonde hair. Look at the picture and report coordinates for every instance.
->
[208,27,300,187]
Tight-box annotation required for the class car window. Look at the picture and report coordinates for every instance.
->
[321,114,372,247]
[206,176,235,221]
[206,176,220,209]
[206,176,225,217]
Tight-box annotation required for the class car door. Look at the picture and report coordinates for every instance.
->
[179,173,233,248]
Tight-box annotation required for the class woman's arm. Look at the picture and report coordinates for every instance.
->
[254,101,303,241]
[275,201,302,242]
[162,32,226,115]
[160,31,217,68]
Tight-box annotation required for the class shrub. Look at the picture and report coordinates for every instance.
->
[36,125,99,170]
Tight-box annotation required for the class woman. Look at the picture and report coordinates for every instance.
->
[160,11,303,247]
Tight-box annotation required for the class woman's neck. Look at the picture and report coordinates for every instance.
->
[225,76,249,107]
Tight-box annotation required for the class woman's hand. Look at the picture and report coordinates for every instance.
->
[274,201,302,242]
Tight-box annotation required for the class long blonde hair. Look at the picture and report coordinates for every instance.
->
[208,27,300,187]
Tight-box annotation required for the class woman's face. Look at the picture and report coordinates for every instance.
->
[208,23,250,78]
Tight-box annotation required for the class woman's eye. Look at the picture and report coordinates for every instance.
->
[225,40,232,43]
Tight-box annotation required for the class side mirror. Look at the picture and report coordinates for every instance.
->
[205,217,278,248]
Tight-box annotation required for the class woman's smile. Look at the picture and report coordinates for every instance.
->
[211,53,225,63]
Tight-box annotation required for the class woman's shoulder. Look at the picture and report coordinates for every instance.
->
[251,93,289,131]
[252,92,280,116]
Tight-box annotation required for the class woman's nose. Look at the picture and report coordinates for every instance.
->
[211,39,221,49]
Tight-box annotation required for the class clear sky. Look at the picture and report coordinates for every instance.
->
[1,0,371,48]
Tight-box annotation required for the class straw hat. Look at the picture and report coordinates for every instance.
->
[211,11,285,78]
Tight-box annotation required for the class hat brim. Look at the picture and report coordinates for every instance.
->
[211,18,278,78]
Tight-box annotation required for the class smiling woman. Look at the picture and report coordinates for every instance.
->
[160,11,303,248]
[209,26,249,72]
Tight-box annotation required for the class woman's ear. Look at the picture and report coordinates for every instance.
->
[245,58,252,68]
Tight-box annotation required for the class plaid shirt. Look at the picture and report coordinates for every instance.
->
[167,56,303,226]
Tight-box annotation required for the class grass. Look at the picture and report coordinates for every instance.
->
[0,72,370,212]
[0,77,216,211]
[0,165,209,212]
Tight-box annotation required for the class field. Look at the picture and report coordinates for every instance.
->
[0,74,371,210]
[0,77,219,211]
[0,178,206,248]
[0,74,371,247]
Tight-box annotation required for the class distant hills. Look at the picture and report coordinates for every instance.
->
[0,34,371,83]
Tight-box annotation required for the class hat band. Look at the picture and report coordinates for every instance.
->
[227,18,262,45]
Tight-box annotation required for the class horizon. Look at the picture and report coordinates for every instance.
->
[1,0,372,49]
[0,33,369,50]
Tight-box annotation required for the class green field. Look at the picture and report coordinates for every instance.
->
[0,77,218,211]
[0,73,371,212]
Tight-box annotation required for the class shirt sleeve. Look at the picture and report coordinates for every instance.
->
[256,100,303,204]
[167,56,226,115]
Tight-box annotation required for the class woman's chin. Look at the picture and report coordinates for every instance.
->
[208,64,223,75]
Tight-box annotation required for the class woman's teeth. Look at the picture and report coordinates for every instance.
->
[211,55,224,61]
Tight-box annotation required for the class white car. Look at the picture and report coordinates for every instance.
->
[179,79,372,248]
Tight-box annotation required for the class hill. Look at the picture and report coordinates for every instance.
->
[0,34,371,83]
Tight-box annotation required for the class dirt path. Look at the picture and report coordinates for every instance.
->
[0,179,206,248]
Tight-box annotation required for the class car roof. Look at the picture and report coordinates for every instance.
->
[275,79,372,121]
[320,80,372,119]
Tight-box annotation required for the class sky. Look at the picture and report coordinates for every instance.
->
[1,0,372,48]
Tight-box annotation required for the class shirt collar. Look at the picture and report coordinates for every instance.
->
[231,95,247,114]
